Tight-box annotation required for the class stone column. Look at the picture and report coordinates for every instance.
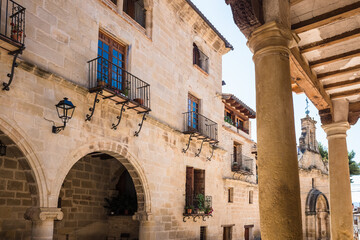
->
[25,207,63,240]
[322,121,353,239]
[248,21,303,239]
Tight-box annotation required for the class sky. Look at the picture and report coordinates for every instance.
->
[190,0,360,201]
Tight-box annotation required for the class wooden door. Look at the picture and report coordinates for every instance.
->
[223,227,231,240]
[244,227,249,240]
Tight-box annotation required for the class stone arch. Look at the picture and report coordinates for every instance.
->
[0,115,47,207]
[53,141,151,215]
[305,188,330,239]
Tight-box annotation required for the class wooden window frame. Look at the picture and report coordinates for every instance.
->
[228,187,234,203]
[188,93,200,131]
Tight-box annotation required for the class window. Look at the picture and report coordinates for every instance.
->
[223,226,232,240]
[228,188,233,203]
[123,0,146,27]
[233,143,242,164]
[188,93,200,131]
[98,32,126,92]
[185,167,205,208]
[193,43,209,73]
[200,226,207,240]
[249,190,253,204]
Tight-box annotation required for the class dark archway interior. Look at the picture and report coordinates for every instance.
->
[54,152,139,240]
[0,130,38,240]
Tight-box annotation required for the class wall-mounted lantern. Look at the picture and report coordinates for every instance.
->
[0,141,6,156]
[52,97,76,134]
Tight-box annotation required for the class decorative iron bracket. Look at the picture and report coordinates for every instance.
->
[111,101,128,130]
[182,133,194,153]
[207,143,217,161]
[182,214,212,222]
[2,48,23,91]
[195,139,206,157]
[134,111,150,137]
[85,91,102,121]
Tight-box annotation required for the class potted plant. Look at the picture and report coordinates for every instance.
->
[10,22,23,42]
[196,194,205,214]
[185,205,194,214]
[97,79,106,87]
[205,206,213,215]
[134,98,144,105]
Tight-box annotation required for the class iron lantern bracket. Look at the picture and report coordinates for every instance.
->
[85,90,102,121]
[52,125,65,134]
[2,48,24,91]
[134,111,150,137]
[111,101,128,130]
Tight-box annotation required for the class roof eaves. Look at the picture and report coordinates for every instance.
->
[185,0,234,50]
[222,93,256,117]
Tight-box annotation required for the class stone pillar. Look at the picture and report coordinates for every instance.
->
[322,121,353,239]
[25,207,63,240]
[134,211,155,240]
[248,21,303,239]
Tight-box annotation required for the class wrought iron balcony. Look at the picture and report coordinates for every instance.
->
[224,116,249,134]
[183,111,218,144]
[0,0,25,51]
[183,193,213,222]
[88,56,150,112]
[231,153,253,175]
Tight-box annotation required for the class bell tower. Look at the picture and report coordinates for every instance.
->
[299,99,319,153]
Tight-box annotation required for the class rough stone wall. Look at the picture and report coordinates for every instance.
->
[0,131,37,240]
[0,0,263,239]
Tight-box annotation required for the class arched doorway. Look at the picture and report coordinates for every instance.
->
[54,152,143,240]
[0,129,39,240]
[305,188,330,240]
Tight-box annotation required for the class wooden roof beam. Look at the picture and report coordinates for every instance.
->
[300,28,360,53]
[290,0,305,6]
[292,2,360,33]
[309,49,360,68]
[324,77,360,91]
[290,48,331,110]
[318,64,360,81]
[330,88,360,99]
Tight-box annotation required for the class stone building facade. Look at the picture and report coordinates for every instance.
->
[0,0,260,239]
[297,115,330,240]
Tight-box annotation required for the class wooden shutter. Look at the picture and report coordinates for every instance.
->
[186,167,194,206]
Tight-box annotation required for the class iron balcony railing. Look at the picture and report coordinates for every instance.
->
[88,56,150,109]
[183,111,218,143]
[185,193,212,213]
[0,0,25,46]
[231,153,253,174]
[224,116,249,134]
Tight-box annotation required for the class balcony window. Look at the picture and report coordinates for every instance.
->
[123,0,146,28]
[193,43,209,73]
[188,93,200,131]
[88,31,150,112]
[0,0,25,50]
[231,153,253,175]
[224,109,249,134]
[185,167,212,216]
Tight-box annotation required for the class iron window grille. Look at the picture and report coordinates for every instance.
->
[0,0,25,47]
[231,153,253,175]
[88,56,150,110]
[183,111,218,144]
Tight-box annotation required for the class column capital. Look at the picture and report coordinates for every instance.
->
[322,121,350,139]
[24,207,63,222]
[132,211,152,222]
[247,21,297,54]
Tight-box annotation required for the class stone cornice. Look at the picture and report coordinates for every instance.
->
[24,207,63,221]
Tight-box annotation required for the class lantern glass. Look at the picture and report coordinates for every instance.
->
[55,98,76,124]
[0,141,6,156]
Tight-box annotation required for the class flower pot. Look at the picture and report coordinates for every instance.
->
[11,34,21,42]
[97,80,106,87]
[134,98,144,105]
[186,209,192,214]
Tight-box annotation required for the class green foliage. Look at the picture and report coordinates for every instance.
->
[318,142,360,181]
[318,142,328,162]
[196,193,205,211]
